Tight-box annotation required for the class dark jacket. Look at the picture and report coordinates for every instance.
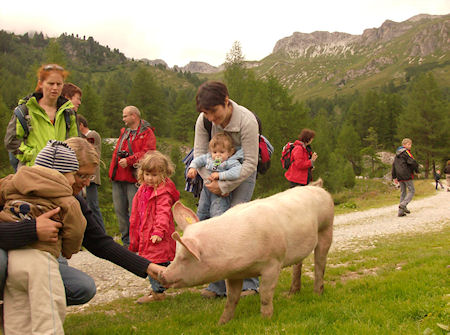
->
[391,147,419,181]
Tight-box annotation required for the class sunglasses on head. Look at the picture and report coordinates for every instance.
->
[43,64,64,71]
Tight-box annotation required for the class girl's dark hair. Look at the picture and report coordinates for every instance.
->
[195,81,229,113]
[298,129,316,143]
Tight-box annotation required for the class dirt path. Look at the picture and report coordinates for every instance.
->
[67,189,449,313]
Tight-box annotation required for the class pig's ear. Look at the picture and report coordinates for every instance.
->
[172,232,200,261]
[172,201,199,232]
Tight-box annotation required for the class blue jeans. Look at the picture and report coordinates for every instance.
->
[112,181,138,247]
[0,249,7,299]
[205,172,259,295]
[197,187,232,220]
[148,262,170,293]
[86,183,105,232]
[58,256,96,306]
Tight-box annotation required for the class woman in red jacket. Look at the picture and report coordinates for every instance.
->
[128,151,180,304]
[285,129,318,187]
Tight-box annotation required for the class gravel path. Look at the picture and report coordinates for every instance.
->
[67,189,449,314]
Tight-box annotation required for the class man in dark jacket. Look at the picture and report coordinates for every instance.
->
[392,138,419,217]
[109,106,156,247]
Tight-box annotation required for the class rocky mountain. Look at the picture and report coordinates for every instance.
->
[253,13,449,99]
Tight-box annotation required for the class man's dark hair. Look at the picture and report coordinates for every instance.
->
[298,129,316,143]
[77,114,88,128]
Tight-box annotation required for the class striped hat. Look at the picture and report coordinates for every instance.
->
[34,140,79,173]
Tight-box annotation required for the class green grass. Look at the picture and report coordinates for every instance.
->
[333,179,437,215]
[64,227,449,334]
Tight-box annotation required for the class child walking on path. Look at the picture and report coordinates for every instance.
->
[129,151,180,304]
[0,140,86,335]
[434,169,445,190]
[391,138,419,217]
[187,132,243,220]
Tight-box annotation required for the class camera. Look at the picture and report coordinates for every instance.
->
[117,150,130,158]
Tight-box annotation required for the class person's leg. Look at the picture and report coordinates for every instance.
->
[58,256,96,306]
[137,262,169,303]
[0,249,7,300]
[210,194,231,218]
[124,182,138,246]
[196,187,212,221]
[403,180,415,207]
[231,172,259,292]
[112,181,131,247]
[86,183,105,232]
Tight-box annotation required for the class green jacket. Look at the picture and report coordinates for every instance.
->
[13,93,78,166]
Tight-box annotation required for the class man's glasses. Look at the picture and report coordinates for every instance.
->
[43,64,64,71]
[76,173,96,181]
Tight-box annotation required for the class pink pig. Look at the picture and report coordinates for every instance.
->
[159,179,334,324]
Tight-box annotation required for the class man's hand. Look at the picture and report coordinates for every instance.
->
[208,172,219,181]
[36,208,62,243]
[187,168,197,179]
[151,235,162,243]
[118,158,128,168]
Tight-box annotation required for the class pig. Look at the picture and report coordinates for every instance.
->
[159,179,334,324]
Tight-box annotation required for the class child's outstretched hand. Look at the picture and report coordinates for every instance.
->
[151,235,162,243]
[208,172,219,181]
[187,168,197,179]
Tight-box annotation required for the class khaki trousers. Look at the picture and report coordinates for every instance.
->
[4,248,66,335]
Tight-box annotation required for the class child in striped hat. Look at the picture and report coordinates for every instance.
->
[0,140,87,335]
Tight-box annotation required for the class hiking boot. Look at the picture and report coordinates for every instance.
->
[241,290,258,297]
[404,207,410,214]
[398,206,406,217]
[200,288,219,299]
[136,292,165,304]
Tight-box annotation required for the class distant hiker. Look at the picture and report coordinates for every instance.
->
[109,106,156,247]
[444,160,450,192]
[433,169,444,190]
[391,138,419,217]
[129,151,180,304]
[0,140,85,334]
[284,128,318,188]
[77,113,105,231]
[4,64,78,170]
[187,132,244,220]
[193,81,259,298]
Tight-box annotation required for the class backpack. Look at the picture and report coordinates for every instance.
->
[281,141,296,169]
[203,113,273,175]
[4,95,75,154]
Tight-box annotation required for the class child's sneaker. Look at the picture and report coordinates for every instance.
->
[136,292,166,304]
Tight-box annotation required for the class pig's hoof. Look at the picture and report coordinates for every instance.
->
[261,310,273,319]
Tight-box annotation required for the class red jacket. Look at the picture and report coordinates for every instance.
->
[128,179,180,263]
[109,120,156,183]
[284,140,312,185]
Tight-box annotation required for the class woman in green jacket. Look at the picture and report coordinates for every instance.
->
[5,64,78,168]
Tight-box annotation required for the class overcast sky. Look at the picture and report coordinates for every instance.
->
[1,1,449,67]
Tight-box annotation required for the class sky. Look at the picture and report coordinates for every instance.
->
[1,1,449,68]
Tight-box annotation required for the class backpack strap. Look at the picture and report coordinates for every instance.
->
[13,104,30,139]
[203,116,212,141]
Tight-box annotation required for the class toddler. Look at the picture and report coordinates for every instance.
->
[0,140,86,334]
[129,151,180,303]
[187,132,243,220]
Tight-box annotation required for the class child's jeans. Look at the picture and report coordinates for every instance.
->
[149,262,170,293]
[197,187,232,220]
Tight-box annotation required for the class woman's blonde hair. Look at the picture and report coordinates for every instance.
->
[137,151,175,184]
[65,137,99,168]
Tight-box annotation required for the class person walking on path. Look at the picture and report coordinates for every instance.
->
[109,106,156,247]
[392,138,419,217]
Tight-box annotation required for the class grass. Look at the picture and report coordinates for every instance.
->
[64,227,449,334]
[333,179,437,215]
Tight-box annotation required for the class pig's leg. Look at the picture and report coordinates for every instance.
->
[259,262,281,319]
[314,223,333,294]
[218,279,243,325]
[289,262,302,295]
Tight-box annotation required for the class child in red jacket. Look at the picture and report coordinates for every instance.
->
[129,151,180,303]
